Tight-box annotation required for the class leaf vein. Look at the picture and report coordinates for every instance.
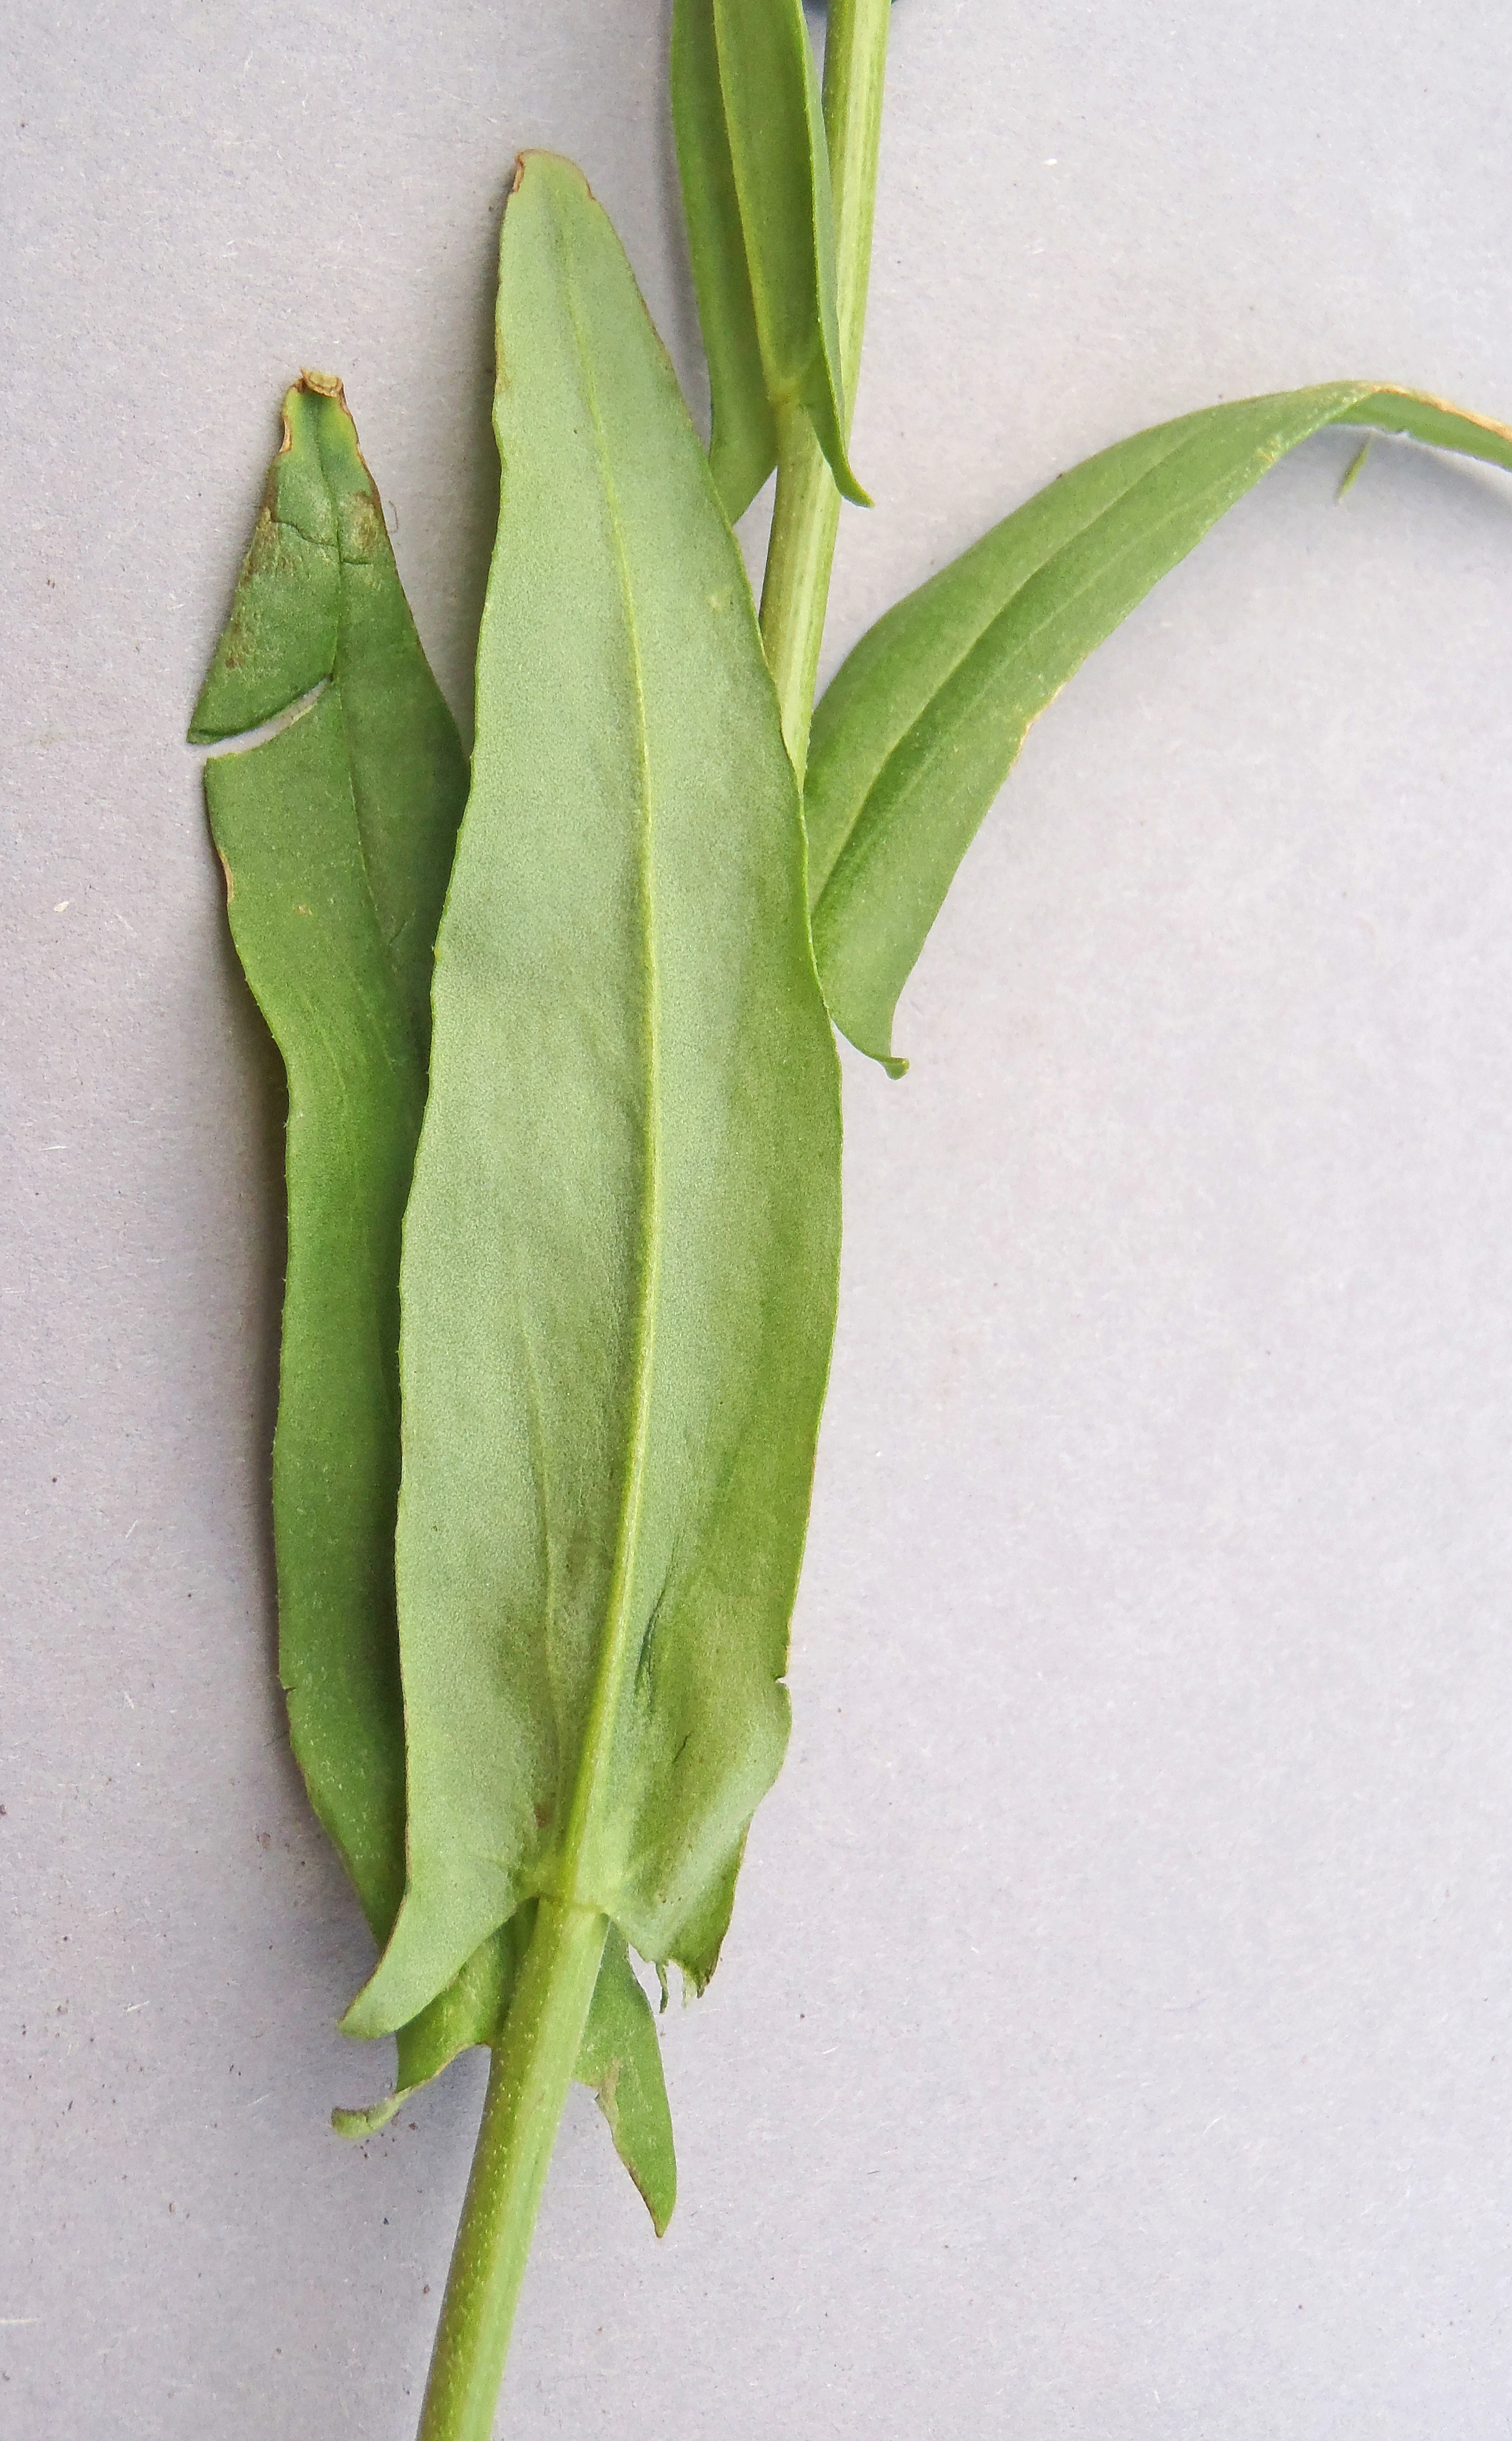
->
[556,240,663,1910]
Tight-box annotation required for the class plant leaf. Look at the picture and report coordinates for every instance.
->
[193,377,465,1935]
[671,0,776,525]
[673,0,868,518]
[192,379,507,2115]
[199,686,418,1926]
[804,382,1512,1071]
[342,154,841,2049]
[576,1929,678,2237]
[196,379,681,2210]
[192,373,465,1058]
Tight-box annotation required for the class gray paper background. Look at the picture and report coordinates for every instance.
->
[5,3,1511,2434]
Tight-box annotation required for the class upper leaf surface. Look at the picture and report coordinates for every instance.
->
[345,152,842,2044]
[804,383,1512,1071]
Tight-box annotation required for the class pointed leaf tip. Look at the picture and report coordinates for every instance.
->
[807,380,1512,1070]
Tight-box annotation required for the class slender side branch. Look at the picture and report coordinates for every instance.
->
[417,1900,609,2441]
[759,0,892,775]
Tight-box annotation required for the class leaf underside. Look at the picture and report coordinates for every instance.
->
[804,382,1512,1072]
[194,380,677,2211]
[344,157,841,2067]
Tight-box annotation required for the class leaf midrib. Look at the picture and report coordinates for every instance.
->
[555,243,664,1908]
[322,439,420,1059]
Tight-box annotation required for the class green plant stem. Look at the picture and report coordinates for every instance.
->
[416,1900,609,2441]
[758,0,892,777]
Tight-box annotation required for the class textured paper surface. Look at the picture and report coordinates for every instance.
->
[3,3,1511,2433]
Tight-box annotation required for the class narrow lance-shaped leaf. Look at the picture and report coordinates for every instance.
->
[575,1927,678,2237]
[343,157,842,2065]
[193,385,675,2202]
[671,0,776,525]
[192,382,517,2126]
[673,0,868,519]
[191,371,463,1963]
[804,383,1512,1072]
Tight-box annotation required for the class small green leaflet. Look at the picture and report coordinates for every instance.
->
[192,382,677,2212]
[343,157,841,2051]
[804,382,1512,1072]
[673,0,867,521]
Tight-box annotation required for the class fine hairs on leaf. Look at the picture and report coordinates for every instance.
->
[191,4,1512,2435]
